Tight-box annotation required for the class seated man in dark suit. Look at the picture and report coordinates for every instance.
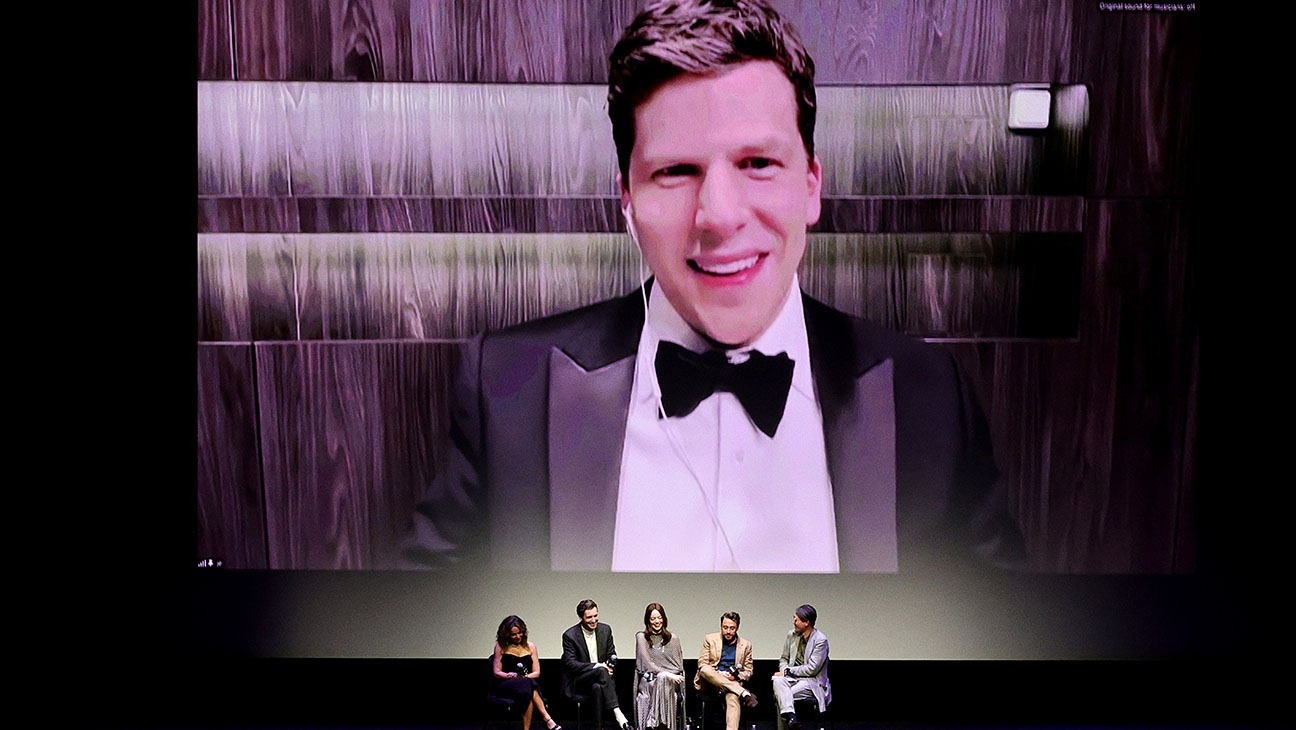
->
[562,599,633,730]
[402,0,1024,572]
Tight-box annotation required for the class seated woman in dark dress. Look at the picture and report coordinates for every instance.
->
[494,615,561,730]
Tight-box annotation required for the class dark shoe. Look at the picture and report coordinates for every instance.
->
[619,722,635,730]
[785,714,801,730]
[742,691,758,708]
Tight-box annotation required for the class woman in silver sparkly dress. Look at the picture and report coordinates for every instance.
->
[634,602,685,730]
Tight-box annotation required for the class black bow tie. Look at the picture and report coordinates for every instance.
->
[653,340,795,438]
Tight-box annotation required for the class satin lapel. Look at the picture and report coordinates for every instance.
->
[804,295,899,573]
[548,347,635,571]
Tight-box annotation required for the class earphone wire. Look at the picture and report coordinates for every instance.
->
[627,207,742,571]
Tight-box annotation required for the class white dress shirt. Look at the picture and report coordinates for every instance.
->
[583,625,599,663]
[611,277,839,572]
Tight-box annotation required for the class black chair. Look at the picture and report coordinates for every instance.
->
[562,681,602,730]
[696,684,747,730]
[792,697,833,730]
[486,655,524,730]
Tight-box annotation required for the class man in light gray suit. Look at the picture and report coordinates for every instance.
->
[772,604,830,730]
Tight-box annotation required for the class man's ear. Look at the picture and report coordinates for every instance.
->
[805,154,823,226]
[618,173,631,213]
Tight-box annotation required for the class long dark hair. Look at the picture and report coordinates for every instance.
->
[497,615,529,648]
[643,602,672,644]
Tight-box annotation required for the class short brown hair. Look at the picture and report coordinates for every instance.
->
[608,0,817,182]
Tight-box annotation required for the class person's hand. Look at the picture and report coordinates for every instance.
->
[505,672,518,678]
[772,670,784,677]
[674,673,685,685]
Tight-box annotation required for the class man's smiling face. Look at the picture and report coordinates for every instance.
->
[622,60,822,347]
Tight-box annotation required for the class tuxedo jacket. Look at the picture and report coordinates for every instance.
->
[561,622,617,694]
[778,628,830,711]
[402,287,1024,572]
[695,632,754,690]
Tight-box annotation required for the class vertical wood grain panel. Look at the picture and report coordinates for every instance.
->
[199,234,252,341]
[409,0,639,82]
[198,344,267,569]
[244,234,299,340]
[1090,199,1196,572]
[199,0,235,80]
[942,201,1196,573]
[779,0,1075,83]
[200,82,1087,198]
[198,82,293,196]
[1076,4,1200,196]
[225,0,1078,83]
[255,341,458,569]
[200,232,1080,342]
[291,233,640,340]
[233,0,416,81]
[801,234,1079,339]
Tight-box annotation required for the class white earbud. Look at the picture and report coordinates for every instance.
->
[623,201,639,246]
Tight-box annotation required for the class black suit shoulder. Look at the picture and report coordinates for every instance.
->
[480,289,644,372]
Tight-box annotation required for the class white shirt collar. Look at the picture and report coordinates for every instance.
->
[634,275,815,405]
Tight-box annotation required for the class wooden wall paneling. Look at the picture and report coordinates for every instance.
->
[283,81,376,196]
[782,0,1075,84]
[199,0,235,80]
[814,196,1085,234]
[1089,199,1196,572]
[942,341,1104,572]
[277,83,615,197]
[255,341,459,569]
[409,0,640,82]
[801,234,906,331]
[198,82,293,197]
[1074,3,1200,196]
[291,233,641,341]
[202,195,1087,235]
[203,231,1079,342]
[199,234,251,341]
[801,233,1079,339]
[200,82,1087,200]
[221,0,1080,84]
[293,196,623,234]
[241,197,302,232]
[198,343,267,569]
[243,234,300,340]
[1037,84,1090,195]
[951,200,1194,572]
[199,198,302,233]
[816,85,1088,194]
[199,198,244,233]
[232,0,416,81]
[901,235,1018,338]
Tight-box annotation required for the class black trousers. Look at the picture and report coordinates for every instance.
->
[569,665,619,710]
